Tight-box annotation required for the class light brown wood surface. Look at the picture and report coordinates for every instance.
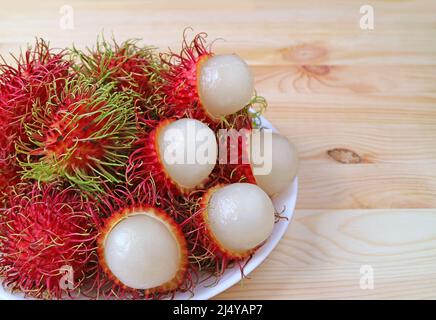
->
[1,0,435,299]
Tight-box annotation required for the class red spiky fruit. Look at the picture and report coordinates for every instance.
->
[0,39,71,200]
[0,108,19,204]
[127,118,217,198]
[158,32,255,126]
[183,183,275,275]
[18,76,138,193]
[73,38,158,122]
[0,183,98,299]
[0,39,71,144]
[88,185,192,299]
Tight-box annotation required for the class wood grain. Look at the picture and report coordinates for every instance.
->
[217,209,436,299]
[1,0,435,299]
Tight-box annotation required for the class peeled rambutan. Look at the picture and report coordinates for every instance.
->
[127,118,218,197]
[158,31,255,125]
[87,184,191,299]
[0,182,98,299]
[18,76,138,193]
[182,183,275,275]
[251,132,299,197]
[219,128,299,197]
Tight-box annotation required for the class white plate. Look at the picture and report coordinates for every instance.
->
[0,116,298,300]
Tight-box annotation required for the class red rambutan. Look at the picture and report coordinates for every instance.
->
[86,184,192,299]
[0,182,98,299]
[158,31,257,126]
[72,38,160,123]
[0,108,19,205]
[0,39,71,200]
[182,183,275,275]
[0,39,71,143]
[127,117,218,198]
[216,127,256,185]
[18,76,138,193]
[73,38,155,96]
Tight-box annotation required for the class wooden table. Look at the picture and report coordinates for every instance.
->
[1,0,435,299]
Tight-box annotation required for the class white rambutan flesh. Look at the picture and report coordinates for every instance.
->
[158,118,217,190]
[102,210,185,290]
[199,54,254,118]
[252,133,299,196]
[207,183,275,253]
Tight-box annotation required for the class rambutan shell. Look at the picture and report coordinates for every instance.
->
[18,76,137,193]
[0,183,98,299]
[158,33,217,125]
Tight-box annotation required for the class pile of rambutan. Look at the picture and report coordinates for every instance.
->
[0,32,298,299]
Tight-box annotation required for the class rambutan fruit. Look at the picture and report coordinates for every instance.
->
[127,118,218,197]
[18,76,138,193]
[0,108,19,205]
[72,38,160,122]
[219,129,299,196]
[0,38,71,143]
[158,32,256,125]
[183,183,275,274]
[0,153,18,207]
[251,132,299,197]
[88,185,191,299]
[0,39,71,200]
[0,182,98,299]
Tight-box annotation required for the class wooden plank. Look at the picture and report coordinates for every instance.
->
[253,65,436,96]
[1,0,436,300]
[249,65,436,209]
[1,0,436,65]
[216,209,436,299]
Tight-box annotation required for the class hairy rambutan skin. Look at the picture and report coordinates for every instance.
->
[72,39,154,93]
[158,32,215,124]
[0,39,71,143]
[0,182,98,299]
[0,112,19,206]
[211,94,268,186]
[216,127,256,186]
[71,38,161,123]
[0,39,71,200]
[157,31,268,129]
[84,184,193,299]
[17,76,138,193]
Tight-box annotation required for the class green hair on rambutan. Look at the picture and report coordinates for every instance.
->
[71,37,161,96]
[17,75,138,193]
[70,36,166,124]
